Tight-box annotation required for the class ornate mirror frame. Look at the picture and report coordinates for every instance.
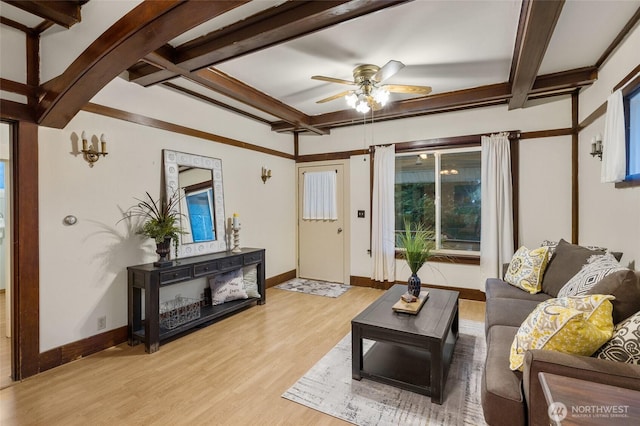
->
[163,149,227,257]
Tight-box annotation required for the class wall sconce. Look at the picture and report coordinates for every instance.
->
[261,166,272,184]
[590,134,603,161]
[81,131,108,167]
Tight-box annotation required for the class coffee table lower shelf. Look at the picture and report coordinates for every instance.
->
[360,342,432,395]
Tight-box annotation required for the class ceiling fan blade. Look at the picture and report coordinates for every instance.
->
[311,75,356,85]
[373,60,405,83]
[316,90,353,104]
[383,84,432,95]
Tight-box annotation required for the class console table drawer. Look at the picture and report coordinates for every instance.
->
[193,261,221,277]
[159,267,192,285]
[218,256,242,271]
[244,251,263,264]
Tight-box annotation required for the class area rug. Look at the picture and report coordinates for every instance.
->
[274,278,352,298]
[282,320,487,425]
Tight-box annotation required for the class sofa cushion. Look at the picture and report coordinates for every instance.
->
[485,278,552,302]
[586,269,640,324]
[541,239,605,297]
[504,246,550,294]
[509,295,615,371]
[594,310,640,364]
[482,326,525,426]
[558,253,625,297]
[485,297,544,336]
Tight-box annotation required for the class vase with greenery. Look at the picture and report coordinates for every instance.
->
[397,220,435,297]
[128,192,184,267]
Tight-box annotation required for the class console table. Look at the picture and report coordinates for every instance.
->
[127,248,265,353]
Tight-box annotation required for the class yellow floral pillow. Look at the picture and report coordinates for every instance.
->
[504,246,550,294]
[509,294,615,371]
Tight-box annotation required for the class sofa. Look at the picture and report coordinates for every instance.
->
[481,239,640,426]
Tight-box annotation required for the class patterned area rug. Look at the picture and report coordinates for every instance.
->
[274,278,352,298]
[282,320,487,425]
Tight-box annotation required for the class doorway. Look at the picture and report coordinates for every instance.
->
[0,121,13,388]
[297,162,348,284]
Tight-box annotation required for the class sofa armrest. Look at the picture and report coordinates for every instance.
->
[523,349,640,426]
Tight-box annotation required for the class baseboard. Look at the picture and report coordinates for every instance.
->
[265,269,296,288]
[349,275,486,301]
[38,326,128,373]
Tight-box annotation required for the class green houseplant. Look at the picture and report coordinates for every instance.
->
[397,220,435,297]
[129,192,184,267]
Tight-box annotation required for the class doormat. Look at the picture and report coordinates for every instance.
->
[274,278,352,298]
[282,320,487,425]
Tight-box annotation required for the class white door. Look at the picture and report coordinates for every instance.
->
[298,164,345,283]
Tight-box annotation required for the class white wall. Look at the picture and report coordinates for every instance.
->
[301,98,573,290]
[38,85,296,351]
[577,21,640,266]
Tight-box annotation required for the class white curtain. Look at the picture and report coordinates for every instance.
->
[371,145,396,282]
[480,133,514,289]
[302,171,337,220]
[601,90,627,183]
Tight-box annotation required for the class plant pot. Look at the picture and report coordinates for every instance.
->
[407,273,421,297]
[154,237,173,267]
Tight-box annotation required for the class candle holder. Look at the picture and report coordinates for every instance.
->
[80,132,108,167]
[232,226,241,253]
[590,134,603,161]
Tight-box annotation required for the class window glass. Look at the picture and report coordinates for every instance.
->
[395,148,481,253]
[0,162,4,190]
[628,87,640,177]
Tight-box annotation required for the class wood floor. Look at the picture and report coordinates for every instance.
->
[0,291,11,389]
[0,286,485,425]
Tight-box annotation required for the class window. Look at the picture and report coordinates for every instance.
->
[185,187,215,242]
[395,147,481,253]
[624,84,640,180]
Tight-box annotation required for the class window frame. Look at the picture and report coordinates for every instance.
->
[615,77,640,189]
[395,145,482,257]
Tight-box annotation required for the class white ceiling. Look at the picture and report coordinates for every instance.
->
[1,0,639,124]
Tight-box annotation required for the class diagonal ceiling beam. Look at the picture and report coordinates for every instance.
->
[2,0,86,29]
[128,0,411,87]
[37,0,249,128]
[141,51,328,135]
[509,0,564,110]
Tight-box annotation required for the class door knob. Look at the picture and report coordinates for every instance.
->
[337,228,343,234]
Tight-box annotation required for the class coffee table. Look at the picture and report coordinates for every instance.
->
[351,284,459,404]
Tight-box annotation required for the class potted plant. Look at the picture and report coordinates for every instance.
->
[128,192,184,267]
[397,220,435,297]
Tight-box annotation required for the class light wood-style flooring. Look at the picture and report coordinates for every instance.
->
[0,291,11,389]
[0,286,484,425]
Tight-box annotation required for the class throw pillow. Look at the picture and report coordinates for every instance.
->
[541,240,608,258]
[209,269,248,305]
[242,265,261,298]
[541,239,605,297]
[557,253,625,298]
[509,294,615,371]
[505,246,550,294]
[586,269,640,325]
[593,311,640,364]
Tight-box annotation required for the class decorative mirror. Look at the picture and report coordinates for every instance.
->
[163,150,227,257]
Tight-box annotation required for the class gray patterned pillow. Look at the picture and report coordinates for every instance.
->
[594,311,640,364]
[242,265,261,298]
[557,253,624,297]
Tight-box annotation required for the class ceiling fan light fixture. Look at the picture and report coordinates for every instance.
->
[356,99,370,114]
[372,86,390,106]
[345,93,358,108]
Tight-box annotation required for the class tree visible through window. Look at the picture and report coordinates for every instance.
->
[395,148,481,252]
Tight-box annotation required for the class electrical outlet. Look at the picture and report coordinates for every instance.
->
[97,315,107,330]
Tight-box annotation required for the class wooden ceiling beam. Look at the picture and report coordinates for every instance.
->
[192,68,328,135]
[128,0,410,87]
[272,83,512,132]
[509,0,564,110]
[530,67,597,94]
[141,50,327,135]
[2,0,85,29]
[37,0,249,129]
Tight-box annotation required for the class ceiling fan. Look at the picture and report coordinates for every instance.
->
[312,60,432,113]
